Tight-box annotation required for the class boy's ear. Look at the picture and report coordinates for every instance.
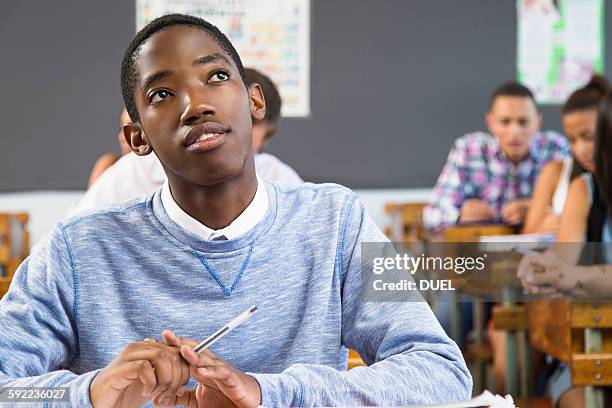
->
[122,122,153,156]
[485,111,494,134]
[536,112,543,131]
[248,83,266,121]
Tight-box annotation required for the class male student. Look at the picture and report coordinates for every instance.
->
[423,82,570,230]
[0,14,471,407]
[75,68,302,214]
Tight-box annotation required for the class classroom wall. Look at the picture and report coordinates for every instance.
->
[0,1,610,192]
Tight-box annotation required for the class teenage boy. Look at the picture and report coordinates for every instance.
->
[424,82,569,230]
[76,68,302,214]
[0,14,471,407]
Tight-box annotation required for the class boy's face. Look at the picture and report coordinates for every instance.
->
[486,96,542,164]
[126,25,265,186]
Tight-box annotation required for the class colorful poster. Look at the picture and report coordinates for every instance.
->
[136,0,310,117]
[517,0,604,104]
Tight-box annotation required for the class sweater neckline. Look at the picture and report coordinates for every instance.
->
[149,182,278,254]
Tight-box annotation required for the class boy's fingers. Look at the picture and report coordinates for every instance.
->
[162,331,179,347]
[196,384,207,405]
[171,388,197,407]
[163,330,199,348]
[194,365,234,383]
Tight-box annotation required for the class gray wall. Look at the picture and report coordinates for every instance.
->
[0,1,609,191]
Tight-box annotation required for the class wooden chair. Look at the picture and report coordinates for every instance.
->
[0,212,29,299]
[528,301,612,408]
[384,202,427,242]
[347,349,366,369]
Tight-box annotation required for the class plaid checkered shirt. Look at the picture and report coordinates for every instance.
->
[423,131,570,230]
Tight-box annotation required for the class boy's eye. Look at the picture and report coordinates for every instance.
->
[209,71,230,83]
[150,89,171,103]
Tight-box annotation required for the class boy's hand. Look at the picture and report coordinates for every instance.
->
[89,339,190,408]
[162,330,261,408]
[501,199,530,226]
[516,252,574,296]
[459,199,495,223]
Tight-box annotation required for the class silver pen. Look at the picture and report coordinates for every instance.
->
[193,305,257,353]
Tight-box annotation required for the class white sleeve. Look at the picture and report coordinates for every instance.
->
[255,153,304,187]
[68,152,165,216]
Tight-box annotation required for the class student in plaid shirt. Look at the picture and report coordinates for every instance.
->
[424,82,570,231]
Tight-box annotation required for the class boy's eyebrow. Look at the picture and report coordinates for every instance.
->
[141,70,173,92]
[193,53,232,67]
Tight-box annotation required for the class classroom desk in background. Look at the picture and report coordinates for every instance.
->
[0,212,30,299]
[0,277,10,299]
[528,300,612,408]
[426,224,530,399]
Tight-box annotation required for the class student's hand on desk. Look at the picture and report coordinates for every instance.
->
[501,199,530,225]
[89,339,190,408]
[517,252,575,296]
[459,199,495,223]
[161,330,261,408]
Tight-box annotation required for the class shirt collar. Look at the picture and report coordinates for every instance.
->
[161,176,269,241]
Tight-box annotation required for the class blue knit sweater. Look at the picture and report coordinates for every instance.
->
[0,182,471,407]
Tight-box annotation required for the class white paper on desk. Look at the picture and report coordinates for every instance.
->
[290,391,516,408]
[478,232,555,253]
[408,391,515,408]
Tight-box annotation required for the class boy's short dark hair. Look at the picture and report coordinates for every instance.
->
[120,13,248,123]
[489,81,536,109]
[245,68,282,125]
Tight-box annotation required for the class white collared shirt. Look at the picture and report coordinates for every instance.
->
[160,177,268,240]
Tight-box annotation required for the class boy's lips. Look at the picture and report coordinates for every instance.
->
[183,122,230,152]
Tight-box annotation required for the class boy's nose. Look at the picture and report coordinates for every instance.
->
[180,91,216,125]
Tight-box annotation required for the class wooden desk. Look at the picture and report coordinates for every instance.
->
[432,224,524,397]
[384,202,427,242]
[0,213,29,277]
[528,301,612,407]
[0,277,10,299]
[0,212,29,299]
[348,349,366,369]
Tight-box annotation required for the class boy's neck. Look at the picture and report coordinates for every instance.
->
[166,167,258,231]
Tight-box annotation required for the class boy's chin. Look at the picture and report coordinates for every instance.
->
[504,147,528,160]
[190,167,252,187]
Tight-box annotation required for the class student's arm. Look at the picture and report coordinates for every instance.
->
[522,161,563,233]
[0,228,100,407]
[423,139,481,229]
[252,197,472,407]
[556,176,590,246]
[0,227,189,408]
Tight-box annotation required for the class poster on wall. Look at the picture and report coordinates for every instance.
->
[136,0,310,117]
[517,0,604,104]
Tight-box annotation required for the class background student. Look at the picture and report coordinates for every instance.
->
[424,82,569,230]
[523,76,608,234]
[77,67,302,214]
[518,90,612,408]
